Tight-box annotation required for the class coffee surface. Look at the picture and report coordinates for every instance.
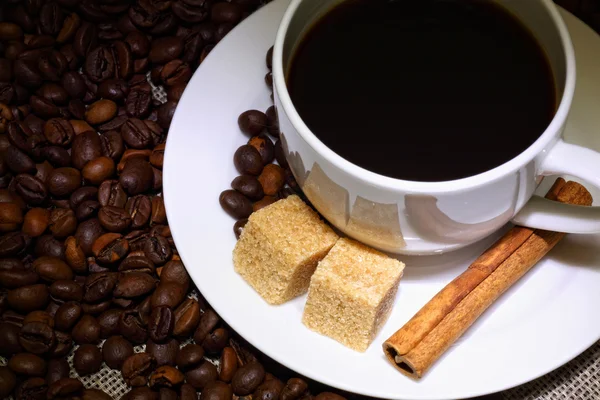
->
[287,0,556,181]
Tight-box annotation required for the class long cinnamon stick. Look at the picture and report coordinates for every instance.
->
[383,179,593,379]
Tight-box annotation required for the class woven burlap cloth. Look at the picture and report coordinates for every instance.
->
[2,1,599,399]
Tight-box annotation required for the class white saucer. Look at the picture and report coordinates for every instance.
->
[164,2,600,399]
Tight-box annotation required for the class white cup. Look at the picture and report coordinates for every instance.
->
[272,0,600,255]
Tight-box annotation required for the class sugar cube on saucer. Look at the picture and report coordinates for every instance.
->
[302,238,405,352]
[233,195,339,305]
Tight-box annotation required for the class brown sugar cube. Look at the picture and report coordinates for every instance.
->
[233,195,339,305]
[302,238,405,352]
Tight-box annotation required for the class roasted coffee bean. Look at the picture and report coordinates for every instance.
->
[253,196,278,212]
[98,79,129,104]
[39,2,64,36]
[149,37,183,64]
[84,272,118,303]
[42,146,70,168]
[148,306,174,343]
[46,358,69,386]
[0,262,39,289]
[114,272,156,299]
[0,22,23,41]
[7,120,45,156]
[33,161,53,186]
[0,231,30,257]
[144,233,171,266]
[126,88,152,119]
[202,327,229,354]
[0,200,24,230]
[76,218,105,256]
[74,22,98,57]
[160,260,190,287]
[248,134,275,165]
[219,190,252,219]
[83,388,113,400]
[219,347,238,382]
[280,378,309,400]
[314,393,346,400]
[126,31,151,58]
[122,352,155,386]
[98,180,127,208]
[5,144,37,176]
[98,308,124,338]
[14,174,48,205]
[98,205,132,232]
[64,236,87,273]
[93,233,129,264]
[33,256,72,282]
[85,46,115,83]
[48,167,81,197]
[146,338,179,367]
[70,119,93,135]
[0,322,23,356]
[111,40,133,80]
[186,360,218,390]
[82,157,115,185]
[234,144,263,175]
[212,2,243,23]
[200,381,234,400]
[265,72,273,89]
[238,110,267,137]
[7,284,48,314]
[30,95,61,119]
[193,309,219,344]
[47,377,83,399]
[33,235,63,260]
[85,100,118,126]
[233,218,247,240]
[49,280,82,302]
[119,254,155,274]
[14,59,44,89]
[37,51,68,82]
[38,84,68,107]
[151,282,186,309]
[18,321,55,354]
[158,388,178,400]
[232,362,266,396]
[102,335,134,370]
[43,119,74,147]
[68,99,86,120]
[231,175,264,201]
[72,314,101,344]
[48,330,73,358]
[125,230,150,252]
[166,85,185,103]
[23,310,54,327]
[48,208,77,238]
[173,298,201,338]
[74,344,103,376]
[258,164,285,196]
[121,118,153,149]
[119,309,148,344]
[160,61,191,88]
[54,301,82,331]
[215,22,234,42]
[76,199,101,221]
[8,352,47,376]
[61,71,86,100]
[177,343,205,371]
[149,366,185,389]
[14,377,48,400]
[253,379,285,400]
[60,44,81,70]
[156,100,178,130]
[71,131,102,170]
[126,194,152,228]
[99,131,125,162]
[123,386,159,400]
[149,196,167,226]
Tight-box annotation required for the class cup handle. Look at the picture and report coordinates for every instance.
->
[512,139,600,233]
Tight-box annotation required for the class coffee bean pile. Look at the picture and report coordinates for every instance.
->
[0,1,347,399]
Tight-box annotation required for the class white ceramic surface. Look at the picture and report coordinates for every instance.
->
[273,0,600,255]
[164,2,600,399]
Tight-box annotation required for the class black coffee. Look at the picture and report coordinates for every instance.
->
[287,0,556,181]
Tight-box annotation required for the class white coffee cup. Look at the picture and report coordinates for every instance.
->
[272,0,600,255]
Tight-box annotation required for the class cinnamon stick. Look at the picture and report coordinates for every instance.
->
[383,179,593,379]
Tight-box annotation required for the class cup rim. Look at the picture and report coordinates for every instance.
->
[272,0,576,194]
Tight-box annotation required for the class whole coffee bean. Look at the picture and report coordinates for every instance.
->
[64,236,87,273]
[0,322,23,356]
[202,327,229,355]
[119,254,155,273]
[148,306,174,343]
[70,120,93,136]
[92,233,129,264]
[74,344,103,376]
[160,260,190,287]
[122,352,156,387]
[177,344,205,371]
[18,321,55,354]
[37,51,68,82]
[159,388,178,400]
[125,87,152,119]
[23,311,54,327]
[48,208,77,238]
[6,145,37,175]
[212,2,243,24]
[0,22,23,41]
[253,196,278,212]
[47,378,83,399]
[15,377,48,399]
[45,358,70,386]
[60,44,81,71]
[231,362,265,396]
[173,298,201,338]
[234,144,263,175]
[111,40,133,80]
[144,233,171,266]
[38,84,69,107]
[33,236,63,261]
[114,272,156,299]
[98,79,129,103]
[215,22,234,42]
[74,22,98,57]
[160,61,191,87]
[119,309,148,344]
[156,100,177,130]
[85,46,115,83]
[126,31,150,58]
[314,394,346,400]
[61,71,87,99]
[219,190,252,219]
[151,282,186,309]
[265,72,273,89]
[146,338,179,367]
[14,60,44,89]
[71,130,102,170]
[30,95,61,119]
[280,378,309,400]
[231,175,264,201]
[149,196,167,225]
[0,230,30,257]
[258,164,285,196]
[86,99,118,125]
[98,205,131,232]
[49,280,82,302]
[83,272,117,303]
[75,218,105,256]
[42,146,71,168]
[123,386,159,400]
[33,256,72,282]
[39,2,64,36]
[121,118,154,149]
[8,352,46,376]
[82,156,115,185]
[7,284,48,314]
[83,389,113,400]
[43,118,74,147]
[0,200,24,230]
[100,130,125,161]
[149,37,183,64]
[253,379,285,400]
[48,167,81,197]
[68,99,86,120]
[72,314,101,344]
[98,180,127,208]
[102,335,134,369]
[54,301,82,331]
[121,158,153,195]
[185,361,218,390]
[76,199,101,221]
[248,134,275,165]
[14,174,48,205]
[150,366,185,389]
[219,347,238,382]
[238,110,267,137]
[98,308,123,338]
[233,218,247,240]
[56,11,80,43]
